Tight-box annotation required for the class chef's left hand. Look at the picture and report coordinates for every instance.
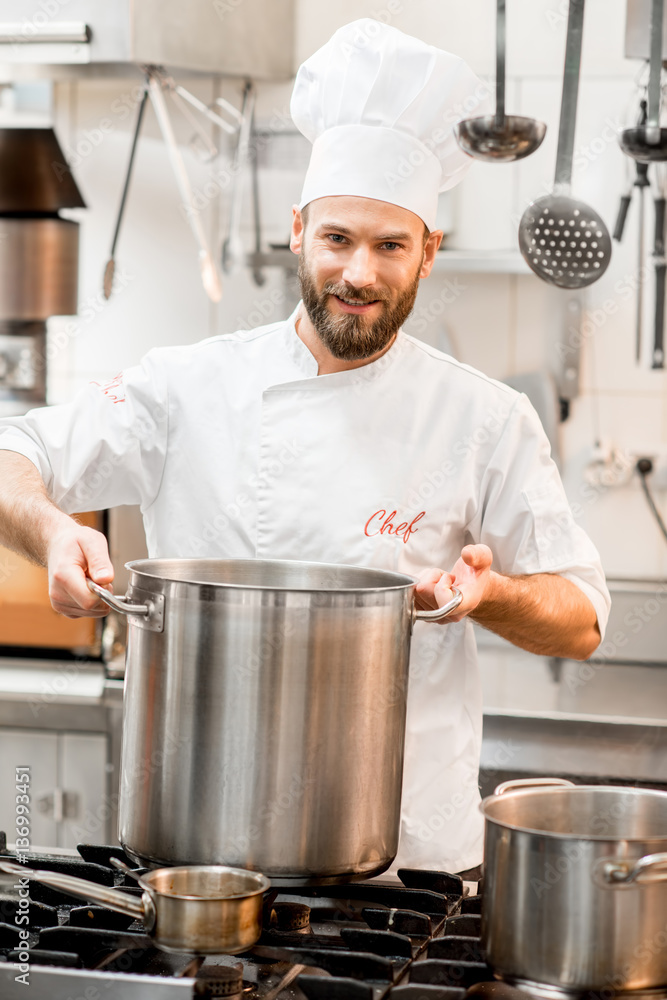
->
[415,544,493,623]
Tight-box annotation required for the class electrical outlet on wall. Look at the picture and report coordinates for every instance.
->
[628,448,667,491]
[584,442,667,491]
[584,440,634,488]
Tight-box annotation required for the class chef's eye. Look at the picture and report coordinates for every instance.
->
[380,241,401,250]
[327,233,347,243]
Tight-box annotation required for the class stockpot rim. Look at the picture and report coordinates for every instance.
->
[480,784,667,843]
[124,557,417,593]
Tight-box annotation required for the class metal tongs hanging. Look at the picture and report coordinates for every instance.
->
[102,67,249,303]
[102,80,149,299]
[148,69,223,303]
[222,82,255,274]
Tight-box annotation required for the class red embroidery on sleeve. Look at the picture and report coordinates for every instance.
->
[91,372,126,404]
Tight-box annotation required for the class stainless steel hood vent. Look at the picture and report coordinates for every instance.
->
[0,128,85,213]
[0,0,295,80]
[0,127,84,416]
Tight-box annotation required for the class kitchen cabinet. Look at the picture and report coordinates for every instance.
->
[0,729,58,847]
[0,723,112,850]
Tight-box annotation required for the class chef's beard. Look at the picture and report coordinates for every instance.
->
[298,254,421,361]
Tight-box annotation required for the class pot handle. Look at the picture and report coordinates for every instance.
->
[87,579,149,617]
[493,777,576,796]
[0,858,147,922]
[87,579,165,633]
[413,587,463,623]
[594,852,667,887]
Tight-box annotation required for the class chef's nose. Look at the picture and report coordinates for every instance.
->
[341,245,377,288]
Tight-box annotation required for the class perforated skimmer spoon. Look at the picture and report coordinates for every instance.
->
[455,0,546,162]
[518,0,611,288]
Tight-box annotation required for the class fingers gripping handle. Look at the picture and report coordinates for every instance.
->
[413,586,463,623]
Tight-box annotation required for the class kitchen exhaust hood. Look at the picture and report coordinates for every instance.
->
[0,0,295,80]
[0,127,84,416]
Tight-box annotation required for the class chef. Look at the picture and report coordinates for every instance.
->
[0,20,609,874]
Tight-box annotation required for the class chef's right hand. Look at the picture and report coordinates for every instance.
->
[47,522,114,618]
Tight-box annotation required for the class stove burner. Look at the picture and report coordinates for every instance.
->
[194,963,244,997]
[269,901,311,932]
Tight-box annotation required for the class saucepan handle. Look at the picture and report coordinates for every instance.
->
[0,858,147,921]
[494,777,576,796]
[594,852,667,888]
[87,579,165,633]
[413,586,463,623]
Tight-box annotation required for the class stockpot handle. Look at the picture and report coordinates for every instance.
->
[594,852,667,887]
[493,777,576,796]
[87,579,149,617]
[0,858,148,923]
[87,579,164,633]
[413,587,463,623]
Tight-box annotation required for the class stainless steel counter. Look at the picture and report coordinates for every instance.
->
[478,577,667,788]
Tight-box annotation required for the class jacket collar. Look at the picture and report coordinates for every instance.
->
[277,301,406,390]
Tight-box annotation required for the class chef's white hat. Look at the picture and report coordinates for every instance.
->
[291,19,490,230]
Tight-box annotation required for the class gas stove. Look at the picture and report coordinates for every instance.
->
[0,837,485,1000]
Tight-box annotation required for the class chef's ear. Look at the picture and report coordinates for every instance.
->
[290,205,304,255]
[419,229,444,278]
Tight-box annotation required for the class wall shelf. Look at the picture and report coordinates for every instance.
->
[431,249,530,275]
[246,247,531,276]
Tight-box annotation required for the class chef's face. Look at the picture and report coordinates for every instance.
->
[291,196,443,361]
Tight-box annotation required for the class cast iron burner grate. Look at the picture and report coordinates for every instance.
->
[0,835,492,1000]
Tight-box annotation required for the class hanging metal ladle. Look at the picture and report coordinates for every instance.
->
[454,0,546,162]
[619,0,667,162]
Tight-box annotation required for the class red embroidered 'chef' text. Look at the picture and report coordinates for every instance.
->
[91,372,125,404]
[364,509,425,544]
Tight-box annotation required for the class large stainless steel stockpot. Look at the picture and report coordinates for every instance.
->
[481,778,667,993]
[90,558,461,884]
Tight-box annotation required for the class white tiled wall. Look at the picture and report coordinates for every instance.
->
[32,0,667,584]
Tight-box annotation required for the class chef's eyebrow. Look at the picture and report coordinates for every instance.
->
[317,222,414,242]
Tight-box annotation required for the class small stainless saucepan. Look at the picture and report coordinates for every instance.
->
[0,858,270,954]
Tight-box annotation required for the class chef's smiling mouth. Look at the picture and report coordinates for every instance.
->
[331,294,382,313]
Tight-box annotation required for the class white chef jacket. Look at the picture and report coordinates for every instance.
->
[0,305,610,872]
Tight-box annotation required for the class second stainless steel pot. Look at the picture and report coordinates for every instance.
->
[91,558,461,884]
[482,778,667,993]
